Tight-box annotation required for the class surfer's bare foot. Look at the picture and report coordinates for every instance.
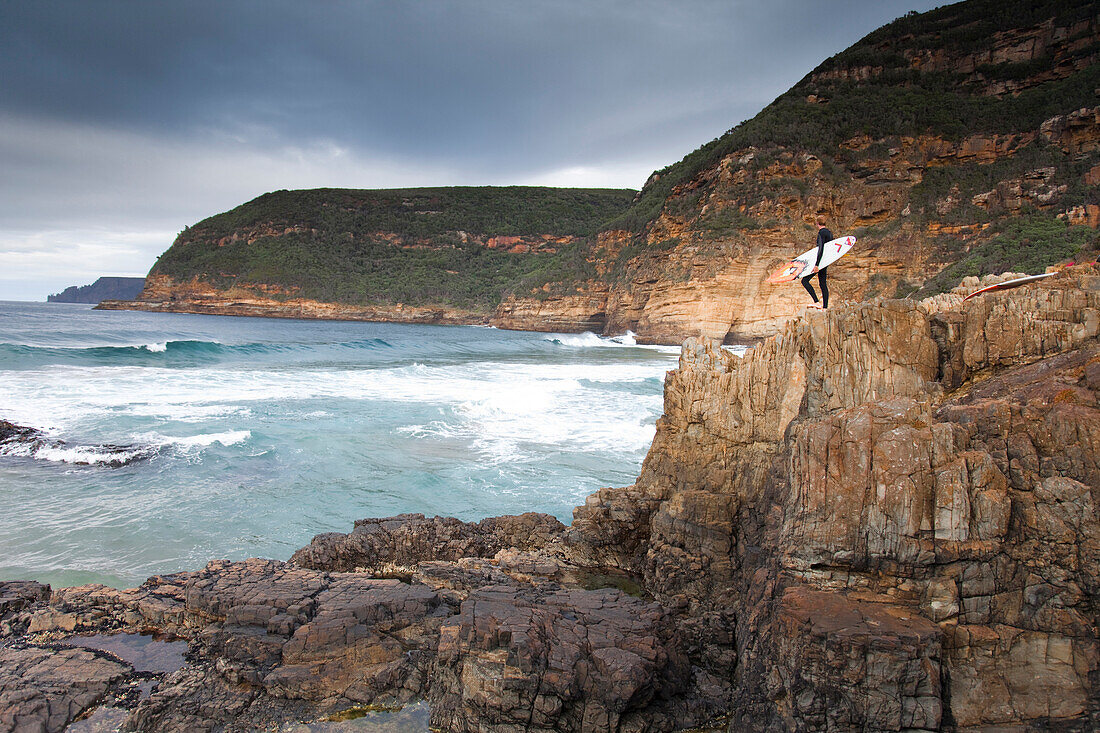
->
[807,303,824,309]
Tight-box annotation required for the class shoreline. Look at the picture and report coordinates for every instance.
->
[94,297,715,347]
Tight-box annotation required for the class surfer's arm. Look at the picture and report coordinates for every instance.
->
[813,232,826,268]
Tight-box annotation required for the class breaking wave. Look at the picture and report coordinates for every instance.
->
[0,338,397,368]
[544,331,681,354]
[0,420,251,468]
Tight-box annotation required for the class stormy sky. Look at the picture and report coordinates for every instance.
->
[1,0,941,301]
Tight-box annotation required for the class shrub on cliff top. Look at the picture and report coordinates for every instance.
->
[924,213,1098,294]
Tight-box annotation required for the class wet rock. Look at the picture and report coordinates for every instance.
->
[0,645,128,733]
[430,585,694,732]
[290,512,565,573]
[123,666,298,733]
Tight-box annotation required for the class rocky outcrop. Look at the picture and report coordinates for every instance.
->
[0,420,152,469]
[565,263,1100,730]
[5,513,706,732]
[0,646,129,733]
[289,512,566,574]
[431,585,691,733]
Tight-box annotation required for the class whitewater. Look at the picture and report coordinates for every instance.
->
[0,301,701,589]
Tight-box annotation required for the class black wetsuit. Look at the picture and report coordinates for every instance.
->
[802,227,831,308]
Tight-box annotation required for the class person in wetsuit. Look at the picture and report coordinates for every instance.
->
[802,218,832,309]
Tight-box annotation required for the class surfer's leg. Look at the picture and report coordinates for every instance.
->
[818,268,829,309]
[801,273,819,303]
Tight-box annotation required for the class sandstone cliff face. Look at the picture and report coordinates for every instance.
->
[99,274,492,326]
[566,264,1100,730]
[495,102,1100,344]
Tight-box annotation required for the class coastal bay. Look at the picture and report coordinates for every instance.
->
[0,302,680,589]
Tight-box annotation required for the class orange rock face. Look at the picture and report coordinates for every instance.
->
[492,100,1099,344]
[566,265,1100,729]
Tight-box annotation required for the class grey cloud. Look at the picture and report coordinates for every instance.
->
[1,0,943,299]
[2,0,939,173]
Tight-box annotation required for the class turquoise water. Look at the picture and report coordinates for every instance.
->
[0,302,682,588]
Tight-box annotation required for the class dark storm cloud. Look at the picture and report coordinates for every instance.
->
[1,0,940,173]
[0,0,943,300]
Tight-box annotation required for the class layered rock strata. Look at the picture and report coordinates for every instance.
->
[567,263,1100,730]
[4,265,1099,732]
[97,275,492,327]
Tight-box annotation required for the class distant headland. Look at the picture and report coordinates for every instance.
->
[48,277,146,304]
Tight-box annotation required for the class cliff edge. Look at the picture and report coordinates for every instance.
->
[567,263,1100,730]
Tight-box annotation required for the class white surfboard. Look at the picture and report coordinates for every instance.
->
[766,236,856,284]
[961,272,1057,301]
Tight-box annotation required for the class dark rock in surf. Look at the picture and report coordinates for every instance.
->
[0,420,40,444]
[0,419,153,468]
[290,512,566,573]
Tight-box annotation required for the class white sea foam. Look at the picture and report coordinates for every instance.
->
[128,403,251,422]
[0,348,673,469]
[389,363,665,462]
[546,331,681,354]
[33,444,147,466]
[143,342,168,353]
[0,359,669,433]
[140,430,252,449]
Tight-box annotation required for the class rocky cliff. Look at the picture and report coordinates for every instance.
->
[100,186,634,328]
[112,0,1100,345]
[567,263,1100,730]
[5,265,1099,731]
[497,0,1100,343]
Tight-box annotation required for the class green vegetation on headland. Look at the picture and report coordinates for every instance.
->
[606,0,1099,235]
[48,277,146,304]
[175,187,636,242]
[152,187,635,309]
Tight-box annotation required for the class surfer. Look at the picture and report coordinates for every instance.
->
[802,218,831,309]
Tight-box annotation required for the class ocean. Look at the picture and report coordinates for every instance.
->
[0,301,690,589]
